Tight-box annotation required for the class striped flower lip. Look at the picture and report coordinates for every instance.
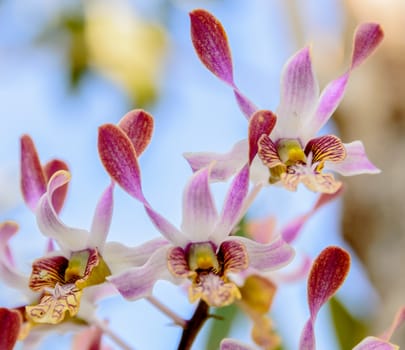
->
[258,135,346,193]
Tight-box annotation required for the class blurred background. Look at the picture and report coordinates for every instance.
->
[0,0,404,349]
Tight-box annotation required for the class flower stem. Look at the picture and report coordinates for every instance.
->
[146,295,187,327]
[93,317,133,350]
[177,300,210,350]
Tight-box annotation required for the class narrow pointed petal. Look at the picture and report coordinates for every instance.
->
[276,47,319,138]
[43,159,69,214]
[98,124,145,202]
[72,326,103,350]
[325,140,380,175]
[88,183,114,252]
[229,236,294,271]
[248,110,277,164]
[190,9,234,86]
[234,89,258,120]
[108,245,172,300]
[103,238,169,274]
[181,167,218,242]
[213,165,249,243]
[118,109,154,157]
[184,139,248,181]
[144,205,188,246]
[0,221,19,266]
[381,306,405,342]
[353,337,398,350]
[36,171,89,252]
[0,308,22,350]
[20,134,47,211]
[308,24,383,138]
[281,189,342,243]
[220,338,254,350]
[299,246,350,350]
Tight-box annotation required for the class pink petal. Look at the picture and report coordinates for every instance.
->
[234,90,258,119]
[325,141,380,176]
[181,167,218,242]
[380,306,405,342]
[353,337,398,350]
[43,159,69,214]
[248,110,277,164]
[108,245,172,300]
[0,221,19,266]
[213,165,250,243]
[72,326,103,350]
[36,170,89,252]
[308,23,383,138]
[183,139,248,181]
[229,236,294,271]
[190,9,234,86]
[88,183,114,252]
[0,308,22,350]
[281,188,342,243]
[220,338,254,350]
[98,124,145,202]
[275,47,319,139]
[299,246,351,350]
[118,109,154,157]
[20,134,47,211]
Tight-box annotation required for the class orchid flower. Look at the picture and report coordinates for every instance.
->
[98,117,294,308]
[186,9,384,193]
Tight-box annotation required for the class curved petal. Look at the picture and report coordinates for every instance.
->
[220,338,254,350]
[183,139,248,182]
[118,109,154,157]
[181,167,218,242]
[0,308,22,350]
[190,9,234,86]
[98,124,145,202]
[305,135,346,164]
[108,245,173,300]
[43,159,70,214]
[275,47,319,139]
[307,23,383,139]
[325,140,380,176]
[36,171,89,252]
[227,236,294,272]
[103,238,170,275]
[88,183,114,252]
[248,110,277,164]
[352,337,398,350]
[234,89,258,119]
[20,134,47,212]
[212,165,250,243]
[299,246,350,350]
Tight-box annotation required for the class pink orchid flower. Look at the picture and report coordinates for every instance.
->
[185,9,383,193]
[98,115,294,308]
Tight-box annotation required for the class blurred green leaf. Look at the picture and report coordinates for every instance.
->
[330,296,369,349]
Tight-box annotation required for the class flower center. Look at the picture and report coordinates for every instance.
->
[187,242,220,272]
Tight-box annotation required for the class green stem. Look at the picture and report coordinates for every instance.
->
[177,300,210,350]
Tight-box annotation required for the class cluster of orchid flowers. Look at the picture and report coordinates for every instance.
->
[1,8,404,350]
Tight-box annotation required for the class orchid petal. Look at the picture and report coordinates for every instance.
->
[275,47,319,139]
[299,246,350,350]
[248,110,277,164]
[118,109,154,157]
[228,236,294,271]
[98,124,145,202]
[381,306,405,342]
[258,134,283,168]
[183,139,248,181]
[308,23,383,138]
[353,337,398,350]
[167,246,190,278]
[190,9,234,86]
[20,134,47,211]
[103,238,169,275]
[181,167,218,242]
[281,188,342,243]
[72,326,104,350]
[325,140,380,175]
[36,170,89,252]
[144,205,188,246]
[43,159,69,214]
[234,90,258,119]
[305,135,346,164]
[88,183,114,252]
[220,338,254,350]
[0,308,22,350]
[213,165,249,243]
[108,245,172,300]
